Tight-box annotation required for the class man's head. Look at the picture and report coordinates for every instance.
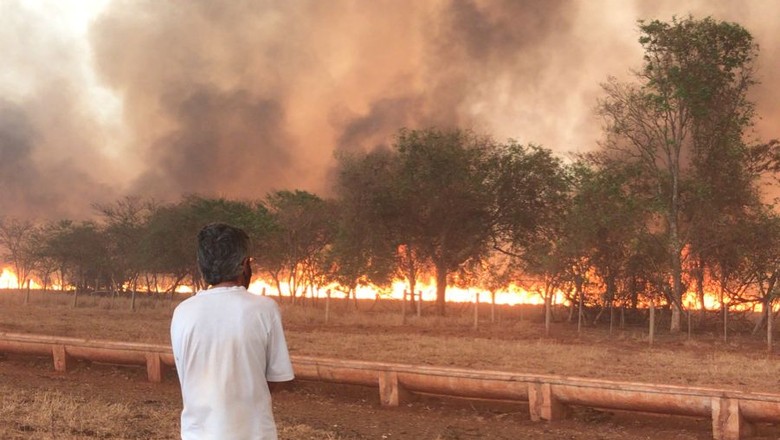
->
[197,223,251,287]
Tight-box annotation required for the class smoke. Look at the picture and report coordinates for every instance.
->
[1,0,778,219]
[0,1,117,219]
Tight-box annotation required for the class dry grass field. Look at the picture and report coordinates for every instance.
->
[2,289,780,439]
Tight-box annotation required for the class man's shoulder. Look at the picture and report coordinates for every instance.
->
[241,293,281,312]
[175,288,216,304]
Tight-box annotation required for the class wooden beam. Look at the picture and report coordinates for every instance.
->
[379,371,411,407]
[51,345,70,372]
[712,398,754,440]
[528,382,568,421]
[145,353,166,383]
[4,331,780,440]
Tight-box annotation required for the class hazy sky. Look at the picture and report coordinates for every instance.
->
[1,0,778,219]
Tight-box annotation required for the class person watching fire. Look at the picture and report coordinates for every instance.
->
[170,223,294,439]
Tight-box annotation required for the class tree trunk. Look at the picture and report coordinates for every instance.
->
[404,247,417,310]
[722,297,728,343]
[620,306,625,329]
[544,290,552,337]
[325,289,331,324]
[687,310,692,340]
[473,292,479,330]
[606,276,615,336]
[490,291,496,323]
[668,138,684,334]
[131,279,137,311]
[669,223,683,333]
[577,276,584,335]
[649,298,655,346]
[767,297,774,353]
[434,262,447,316]
[695,259,707,320]
[401,291,407,325]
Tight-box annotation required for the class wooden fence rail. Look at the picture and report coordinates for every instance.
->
[0,332,777,440]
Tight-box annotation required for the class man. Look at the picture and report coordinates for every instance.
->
[171,223,294,440]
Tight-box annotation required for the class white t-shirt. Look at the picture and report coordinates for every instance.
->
[171,286,295,440]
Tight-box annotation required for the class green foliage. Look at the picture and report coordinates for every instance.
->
[258,190,335,299]
[330,149,398,291]
[599,15,767,330]
[488,142,570,256]
[141,196,271,289]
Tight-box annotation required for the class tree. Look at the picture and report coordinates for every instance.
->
[29,225,58,292]
[393,128,494,315]
[560,158,650,331]
[0,217,35,288]
[140,196,269,294]
[738,208,780,349]
[258,190,335,303]
[330,150,398,301]
[38,221,112,305]
[488,142,570,332]
[94,197,157,297]
[599,16,760,332]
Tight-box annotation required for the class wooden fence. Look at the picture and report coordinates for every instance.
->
[1,332,777,440]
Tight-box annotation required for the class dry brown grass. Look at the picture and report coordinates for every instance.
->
[0,386,170,439]
[0,385,344,440]
[2,289,779,393]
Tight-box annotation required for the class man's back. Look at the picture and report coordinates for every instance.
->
[171,286,294,440]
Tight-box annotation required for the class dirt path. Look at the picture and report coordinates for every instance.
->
[3,353,764,440]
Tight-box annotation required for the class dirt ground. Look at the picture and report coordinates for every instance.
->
[3,292,780,438]
[1,353,747,440]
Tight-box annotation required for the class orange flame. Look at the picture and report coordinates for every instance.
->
[1,265,772,312]
[0,268,43,289]
[248,277,560,305]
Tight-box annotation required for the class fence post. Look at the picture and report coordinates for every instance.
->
[768,299,774,353]
[473,292,480,330]
[52,345,70,372]
[491,291,496,323]
[401,290,407,325]
[649,299,655,346]
[528,382,568,422]
[378,371,410,407]
[416,291,422,317]
[688,309,692,341]
[712,398,753,440]
[145,353,167,383]
[325,289,331,324]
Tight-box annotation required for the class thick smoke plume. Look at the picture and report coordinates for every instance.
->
[1,0,778,219]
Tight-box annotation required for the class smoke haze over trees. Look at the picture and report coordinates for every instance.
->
[1,1,780,218]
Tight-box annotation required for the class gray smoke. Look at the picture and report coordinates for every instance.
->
[0,0,778,219]
[0,1,116,219]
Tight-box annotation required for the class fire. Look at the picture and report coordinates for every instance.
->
[0,268,43,290]
[0,268,18,289]
[248,277,557,305]
[682,291,722,310]
[0,265,772,311]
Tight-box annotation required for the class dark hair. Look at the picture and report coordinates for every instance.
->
[196,223,250,286]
